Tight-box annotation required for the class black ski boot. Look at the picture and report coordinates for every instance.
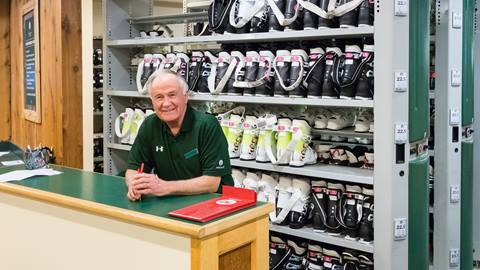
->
[208,0,235,34]
[310,180,328,232]
[358,187,374,244]
[273,50,291,97]
[304,47,326,98]
[322,248,343,270]
[241,51,260,96]
[355,44,375,100]
[305,243,323,270]
[333,45,363,99]
[227,51,245,95]
[288,49,308,97]
[321,47,343,98]
[325,183,345,235]
[270,234,290,270]
[188,51,204,92]
[358,0,374,27]
[281,239,308,270]
[303,0,319,29]
[255,50,275,96]
[268,0,286,31]
[197,51,217,94]
[342,250,361,270]
[358,254,374,270]
[339,185,363,240]
[335,0,362,28]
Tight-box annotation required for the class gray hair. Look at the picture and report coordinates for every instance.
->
[145,69,189,95]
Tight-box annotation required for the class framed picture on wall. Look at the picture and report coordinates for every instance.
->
[21,0,41,123]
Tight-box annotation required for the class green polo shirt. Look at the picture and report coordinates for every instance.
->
[127,105,233,193]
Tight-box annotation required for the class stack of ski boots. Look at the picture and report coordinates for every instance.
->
[310,181,374,243]
[114,107,155,145]
[269,233,374,269]
[208,0,375,34]
[314,143,374,169]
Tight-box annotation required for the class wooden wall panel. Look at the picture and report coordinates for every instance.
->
[10,0,82,168]
[61,0,83,167]
[0,1,11,140]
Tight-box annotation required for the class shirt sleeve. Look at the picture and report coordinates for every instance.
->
[199,116,232,177]
[127,122,154,173]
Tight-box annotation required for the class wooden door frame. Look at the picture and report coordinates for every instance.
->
[0,0,11,140]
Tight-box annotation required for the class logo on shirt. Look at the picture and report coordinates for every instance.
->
[216,159,225,169]
[156,146,164,152]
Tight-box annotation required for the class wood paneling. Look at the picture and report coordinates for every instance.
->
[61,0,83,167]
[0,1,11,140]
[10,0,82,168]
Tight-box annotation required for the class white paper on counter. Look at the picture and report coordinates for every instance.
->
[0,169,62,182]
[1,160,24,166]
[0,151,10,157]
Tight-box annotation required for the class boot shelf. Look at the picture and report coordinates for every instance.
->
[128,12,208,25]
[105,27,374,47]
[269,224,374,253]
[311,128,374,139]
[106,90,374,108]
[105,143,374,185]
[230,159,373,185]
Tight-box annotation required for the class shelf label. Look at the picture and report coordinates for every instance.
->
[449,249,460,266]
[451,69,461,87]
[393,218,407,240]
[449,108,460,126]
[394,122,408,143]
[394,71,408,92]
[394,0,408,16]
[452,12,462,29]
[450,185,460,203]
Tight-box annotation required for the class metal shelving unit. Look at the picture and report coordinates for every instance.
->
[128,11,208,25]
[106,90,374,108]
[102,1,424,268]
[106,27,374,47]
[269,224,374,253]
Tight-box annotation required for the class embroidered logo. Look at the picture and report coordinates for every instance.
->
[156,146,164,152]
[216,159,225,169]
[216,199,237,205]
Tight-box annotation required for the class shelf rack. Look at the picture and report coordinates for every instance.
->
[102,1,426,268]
[106,27,374,47]
[106,90,374,108]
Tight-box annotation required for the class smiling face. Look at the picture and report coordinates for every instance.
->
[149,73,188,129]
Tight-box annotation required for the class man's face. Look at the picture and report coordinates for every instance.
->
[149,74,188,125]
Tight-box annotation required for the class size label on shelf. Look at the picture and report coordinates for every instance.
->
[451,70,461,87]
[393,218,407,240]
[452,12,463,29]
[394,71,408,92]
[394,123,408,143]
[449,249,460,266]
[450,185,460,203]
[394,0,408,16]
[449,108,460,125]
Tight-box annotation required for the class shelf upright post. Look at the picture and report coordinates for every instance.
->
[472,0,480,264]
[103,0,152,175]
[434,0,464,269]
[374,0,410,269]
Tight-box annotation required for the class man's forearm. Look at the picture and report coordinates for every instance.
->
[125,169,137,186]
[164,175,221,195]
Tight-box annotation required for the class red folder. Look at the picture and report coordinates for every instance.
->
[168,186,257,222]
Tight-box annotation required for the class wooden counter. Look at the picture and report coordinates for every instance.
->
[0,165,273,270]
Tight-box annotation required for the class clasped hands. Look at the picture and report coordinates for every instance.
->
[127,173,171,201]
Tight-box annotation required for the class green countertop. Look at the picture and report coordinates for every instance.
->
[0,165,264,227]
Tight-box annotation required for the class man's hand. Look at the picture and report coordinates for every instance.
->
[127,184,142,201]
[130,173,172,197]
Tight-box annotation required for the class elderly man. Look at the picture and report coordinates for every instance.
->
[125,70,233,201]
